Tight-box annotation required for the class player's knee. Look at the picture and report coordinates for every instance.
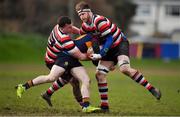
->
[120,64,129,73]
[118,59,131,75]
[47,74,58,82]
[95,72,106,83]
[95,64,109,82]
[96,64,109,75]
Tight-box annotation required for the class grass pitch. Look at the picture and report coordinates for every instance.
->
[0,59,180,116]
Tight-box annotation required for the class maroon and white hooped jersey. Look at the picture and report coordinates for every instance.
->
[45,25,76,64]
[80,14,125,48]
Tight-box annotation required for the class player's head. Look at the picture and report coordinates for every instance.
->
[57,16,72,33]
[75,1,92,23]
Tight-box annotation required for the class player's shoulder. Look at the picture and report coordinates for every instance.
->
[93,14,107,24]
[52,24,71,41]
[94,14,105,20]
[51,24,58,32]
[81,22,86,27]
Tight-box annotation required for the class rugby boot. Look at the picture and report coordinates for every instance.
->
[41,92,53,107]
[150,87,161,100]
[82,105,101,113]
[15,84,26,98]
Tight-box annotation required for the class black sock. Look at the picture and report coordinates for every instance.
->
[23,83,30,90]
[23,80,33,90]
[83,101,90,107]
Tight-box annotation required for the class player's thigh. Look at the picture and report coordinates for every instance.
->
[49,65,65,79]
[71,66,90,83]
[95,60,114,79]
[117,55,136,76]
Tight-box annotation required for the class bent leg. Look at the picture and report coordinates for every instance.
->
[32,65,65,85]
[117,55,161,100]
[16,65,65,98]
[23,65,65,90]
[41,76,69,107]
[45,77,68,96]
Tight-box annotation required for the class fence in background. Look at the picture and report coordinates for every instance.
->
[129,38,180,59]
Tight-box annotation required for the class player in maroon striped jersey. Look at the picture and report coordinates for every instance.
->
[41,34,117,108]
[75,1,161,112]
[41,34,100,107]
[16,16,100,113]
[41,33,118,108]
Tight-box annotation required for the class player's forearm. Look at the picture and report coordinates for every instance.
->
[100,34,113,56]
[73,51,89,60]
[68,47,89,60]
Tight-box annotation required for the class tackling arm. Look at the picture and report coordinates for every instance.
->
[89,34,113,60]
[68,46,89,61]
[100,34,113,57]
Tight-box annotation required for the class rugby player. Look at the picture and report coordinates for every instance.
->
[41,34,99,107]
[75,1,162,112]
[16,16,100,113]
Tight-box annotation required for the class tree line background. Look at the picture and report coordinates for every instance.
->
[0,0,136,35]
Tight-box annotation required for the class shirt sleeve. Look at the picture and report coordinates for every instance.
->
[100,34,113,57]
[80,23,87,35]
[60,35,76,52]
